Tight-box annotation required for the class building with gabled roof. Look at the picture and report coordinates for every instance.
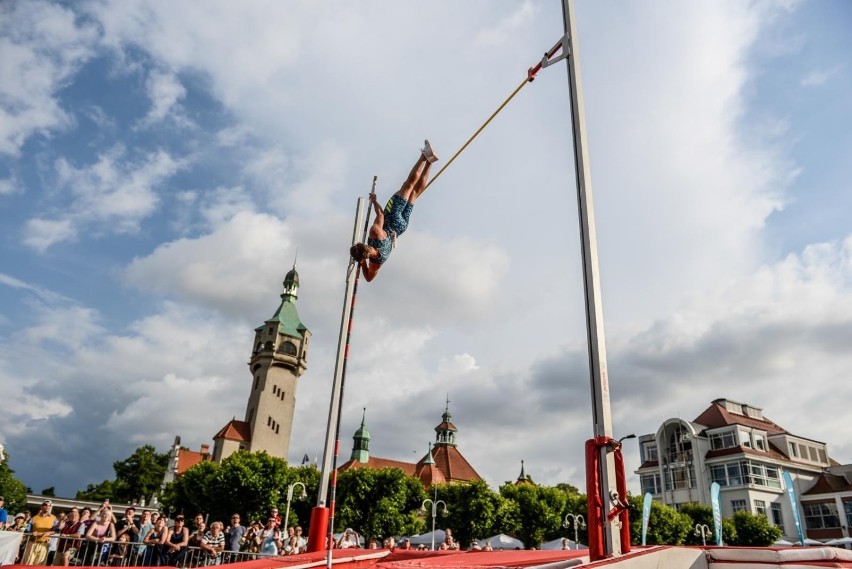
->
[635,398,850,543]
[338,404,483,488]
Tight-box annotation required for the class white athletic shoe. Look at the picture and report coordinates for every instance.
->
[422,139,439,163]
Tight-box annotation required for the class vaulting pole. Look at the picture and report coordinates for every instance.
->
[309,179,374,557]
[559,0,622,558]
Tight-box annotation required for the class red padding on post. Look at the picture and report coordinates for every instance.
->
[307,506,329,552]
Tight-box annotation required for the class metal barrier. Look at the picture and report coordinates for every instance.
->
[12,532,281,567]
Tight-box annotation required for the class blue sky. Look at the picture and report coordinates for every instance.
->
[1,0,851,499]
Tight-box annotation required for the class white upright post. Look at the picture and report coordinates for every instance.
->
[561,0,621,557]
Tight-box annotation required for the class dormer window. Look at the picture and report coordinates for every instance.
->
[754,433,766,451]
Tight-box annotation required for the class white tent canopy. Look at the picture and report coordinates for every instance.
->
[479,534,525,550]
[407,530,445,547]
[540,537,586,550]
[773,539,794,547]
[826,537,852,546]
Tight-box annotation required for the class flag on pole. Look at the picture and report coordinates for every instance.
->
[783,470,806,546]
[710,482,723,546]
[641,493,652,545]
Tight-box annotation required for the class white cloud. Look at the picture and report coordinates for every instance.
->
[800,66,841,87]
[140,70,188,125]
[23,145,186,251]
[475,1,536,47]
[0,0,97,155]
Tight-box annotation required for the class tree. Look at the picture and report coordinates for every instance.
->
[335,467,426,542]
[0,450,28,516]
[557,491,588,545]
[728,510,781,546]
[679,503,714,545]
[41,487,56,497]
[499,483,567,549]
[627,496,692,545]
[160,451,315,524]
[434,480,505,548]
[76,444,169,503]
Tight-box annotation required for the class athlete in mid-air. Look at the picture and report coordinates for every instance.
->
[350,140,438,282]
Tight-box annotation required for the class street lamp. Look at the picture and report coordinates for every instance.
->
[694,523,712,547]
[563,514,586,550]
[420,499,448,551]
[617,434,637,444]
[283,482,308,532]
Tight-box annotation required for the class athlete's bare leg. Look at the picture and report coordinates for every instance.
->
[394,154,429,202]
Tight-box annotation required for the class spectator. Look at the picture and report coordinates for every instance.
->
[84,508,116,566]
[224,514,246,556]
[12,513,27,532]
[241,522,262,554]
[470,541,482,551]
[0,496,8,530]
[200,521,225,565]
[108,533,131,566]
[46,512,66,565]
[259,518,282,556]
[269,509,281,528]
[483,541,493,551]
[164,516,189,567]
[367,539,378,550]
[294,526,306,553]
[335,529,359,549]
[397,538,411,550]
[382,537,395,549]
[24,500,57,565]
[136,511,153,562]
[283,526,296,554]
[114,506,140,563]
[189,519,206,549]
[561,538,570,550]
[55,507,83,566]
[141,517,168,567]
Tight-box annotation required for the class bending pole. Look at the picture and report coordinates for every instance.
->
[559,0,622,559]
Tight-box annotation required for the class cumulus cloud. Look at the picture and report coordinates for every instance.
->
[23,146,186,251]
[0,0,97,155]
[140,70,188,125]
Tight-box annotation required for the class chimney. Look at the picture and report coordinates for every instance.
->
[200,444,210,456]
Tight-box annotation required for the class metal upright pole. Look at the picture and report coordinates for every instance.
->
[561,0,621,557]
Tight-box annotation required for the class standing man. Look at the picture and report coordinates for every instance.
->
[114,507,140,554]
[225,513,246,560]
[24,500,57,565]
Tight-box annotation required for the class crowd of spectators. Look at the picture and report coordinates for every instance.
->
[2,497,474,566]
[3,499,312,566]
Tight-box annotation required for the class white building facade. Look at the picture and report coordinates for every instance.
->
[635,398,850,542]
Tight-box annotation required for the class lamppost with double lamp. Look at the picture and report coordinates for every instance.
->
[283,482,307,532]
[563,513,586,550]
[420,499,448,551]
[694,523,712,546]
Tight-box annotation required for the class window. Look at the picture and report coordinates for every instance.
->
[732,499,747,513]
[789,442,799,458]
[727,463,744,486]
[665,465,696,490]
[845,502,852,529]
[803,503,840,529]
[641,473,662,495]
[754,433,766,451]
[808,446,818,461]
[754,500,767,517]
[817,448,827,464]
[739,430,752,448]
[278,341,297,356]
[644,444,658,462]
[771,503,783,527]
[710,461,780,489]
[711,431,737,450]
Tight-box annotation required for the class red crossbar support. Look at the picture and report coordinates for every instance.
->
[528,39,566,82]
[585,436,632,561]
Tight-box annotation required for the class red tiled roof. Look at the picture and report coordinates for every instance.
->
[804,472,852,495]
[637,460,659,469]
[434,421,457,432]
[214,419,252,442]
[704,445,788,462]
[338,457,417,477]
[423,444,483,483]
[415,463,446,487]
[693,401,786,435]
[176,448,211,476]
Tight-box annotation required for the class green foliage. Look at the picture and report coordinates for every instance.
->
[679,502,714,545]
[76,479,116,501]
[334,467,426,541]
[434,480,504,548]
[499,483,567,549]
[76,444,169,503]
[41,487,56,497]
[554,483,581,495]
[161,451,316,525]
[627,496,691,545]
[728,510,781,546]
[0,450,29,516]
